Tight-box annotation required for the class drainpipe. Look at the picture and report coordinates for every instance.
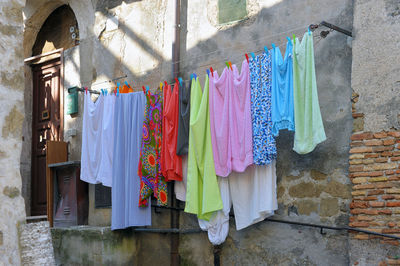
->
[171,0,181,265]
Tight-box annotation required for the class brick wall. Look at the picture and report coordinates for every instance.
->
[349,111,400,245]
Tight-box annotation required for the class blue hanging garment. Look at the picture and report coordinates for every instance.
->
[249,51,277,165]
[111,92,151,230]
[271,40,295,136]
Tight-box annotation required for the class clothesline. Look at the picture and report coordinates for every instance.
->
[79,30,325,94]
[79,18,338,88]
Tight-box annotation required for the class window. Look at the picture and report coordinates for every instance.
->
[218,0,247,24]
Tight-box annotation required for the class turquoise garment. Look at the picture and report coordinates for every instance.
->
[271,40,295,136]
[293,32,326,154]
[184,76,223,221]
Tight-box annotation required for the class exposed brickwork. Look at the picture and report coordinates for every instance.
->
[349,129,400,245]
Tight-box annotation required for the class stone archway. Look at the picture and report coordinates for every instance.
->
[21,0,95,216]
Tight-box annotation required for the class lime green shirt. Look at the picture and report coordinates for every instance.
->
[184,76,223,220]
[293,32,326,154]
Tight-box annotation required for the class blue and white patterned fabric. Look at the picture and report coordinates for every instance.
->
[249,52,277,165]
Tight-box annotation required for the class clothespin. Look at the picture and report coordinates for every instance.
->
[286,36,291,42]
[210,67,214,77]
[206,69,210,77]
[85,87,88,94]
[101,89,104,95]
[228,61,232,70]
[175,77,179,86]
[117,87,120,96]
[272,43,276,49]
[245,53,249,63]
[178,77,183,86]
[264,46,269,55]
[293,34,296,45]
[164,81,168,88]
[159,82,163,90]
[146,85,150,95]
[308,27,311,35]
[225,61,230,69]
[250,52,255,59]
[142,86,146,94]
[193,73,197,79]
[124,81,129,86]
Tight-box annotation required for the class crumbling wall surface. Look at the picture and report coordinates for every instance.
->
[0,0,27,265]
[350,0,400,264]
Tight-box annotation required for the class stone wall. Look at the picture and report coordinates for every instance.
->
[19,221,55,265]
[0,0,27,265]
[350,0,400,264]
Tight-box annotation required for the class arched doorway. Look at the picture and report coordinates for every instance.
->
[26,5,79,216]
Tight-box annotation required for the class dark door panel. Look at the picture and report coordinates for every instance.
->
[31,58,63,216]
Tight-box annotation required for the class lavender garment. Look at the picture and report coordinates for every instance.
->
[231,60,254,172]
[111,92,151,230]
[209,68,232,177]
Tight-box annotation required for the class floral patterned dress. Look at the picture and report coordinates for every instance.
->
[138,88,168,206]
[249,52,277,165]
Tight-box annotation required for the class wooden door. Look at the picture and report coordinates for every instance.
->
[31,58,64,216]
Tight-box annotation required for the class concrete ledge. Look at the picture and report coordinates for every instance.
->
[51,226,138,265]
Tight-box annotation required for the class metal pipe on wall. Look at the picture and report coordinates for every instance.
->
[171,0,181,265]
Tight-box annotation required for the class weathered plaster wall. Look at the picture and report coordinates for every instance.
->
[349,0,400,264]
[352,0,400,133]
[0,0,27,265]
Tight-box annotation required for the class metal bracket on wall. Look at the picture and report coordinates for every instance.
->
[309,21,352,37]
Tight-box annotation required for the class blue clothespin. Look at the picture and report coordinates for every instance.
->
[124,81,129,86]
[193,73,197,79]
[178,77,183,86]
[117,87,120,96]
[206,69,210,77]
[250,52,255,59]
[264,46,269,55]
[308,27,311,35]
[105,89,107,96]
[287,36,291,43]
[146,85,150,94]
[190,74,193,80]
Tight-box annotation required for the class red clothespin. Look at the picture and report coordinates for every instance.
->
[245,53,249,63]
[228,61,232,70]
[142,86,146,94]
[174,77,179,87]
[210,67,214,77]
[164,81,168,88]
[85,87,88,94]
